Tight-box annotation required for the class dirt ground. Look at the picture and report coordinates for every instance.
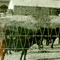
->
[1,43,60,60]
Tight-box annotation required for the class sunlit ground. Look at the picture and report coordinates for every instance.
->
[1,43,60,60]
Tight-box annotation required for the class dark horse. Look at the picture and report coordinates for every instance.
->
[2,26,41,60]
[37,27,60,48]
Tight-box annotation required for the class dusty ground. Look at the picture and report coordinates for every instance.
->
[0,38,60,60]
[0,43,60,60]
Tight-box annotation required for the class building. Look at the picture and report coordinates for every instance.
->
[8,0,60,15]
[8,0,60,22]
[0,0,59,16]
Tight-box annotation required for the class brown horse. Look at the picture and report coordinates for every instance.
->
[0,40,5,60]
[0,26,6,60]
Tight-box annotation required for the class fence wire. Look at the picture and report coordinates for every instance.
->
[0,23,60,50]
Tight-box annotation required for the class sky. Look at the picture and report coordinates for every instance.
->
[8,0,14,9]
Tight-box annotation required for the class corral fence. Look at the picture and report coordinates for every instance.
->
[0,15,60,60]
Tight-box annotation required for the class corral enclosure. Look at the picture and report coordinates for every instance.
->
[0,1,60,59]
[0,14,60,60]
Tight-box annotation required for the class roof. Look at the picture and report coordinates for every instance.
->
[13,0,60,8]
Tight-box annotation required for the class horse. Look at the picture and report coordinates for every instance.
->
[0,39,5,60]
[2,26,41,60]
[37,27,60,48]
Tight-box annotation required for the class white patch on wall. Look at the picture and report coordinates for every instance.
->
[8,0,14,10]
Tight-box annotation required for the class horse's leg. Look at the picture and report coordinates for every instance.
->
[9,50,12,54]
[20,49,28,60]
[37,37,43,49]
[46,39,49,46]
[51,38,55,48]
[24,49,27,60]
[0,40,5,60]
[20,49,25,60]
[1,50,5,60]
[6,50,12,55]
[41,38,43,49]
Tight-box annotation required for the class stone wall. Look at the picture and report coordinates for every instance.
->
[14,6,57,26]
[14,6,50,21]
